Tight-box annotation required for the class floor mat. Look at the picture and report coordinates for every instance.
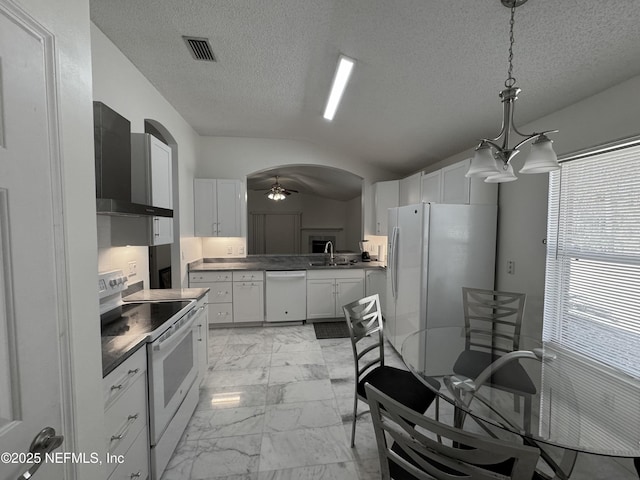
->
[313,321,351,339]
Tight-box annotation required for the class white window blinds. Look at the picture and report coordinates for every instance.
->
[543,141,640,379]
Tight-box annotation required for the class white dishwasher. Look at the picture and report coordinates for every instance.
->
[265,270,307,322]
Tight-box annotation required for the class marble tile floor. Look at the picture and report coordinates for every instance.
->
[160,324,638,480]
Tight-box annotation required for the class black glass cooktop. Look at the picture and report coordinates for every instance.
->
[101,301,192,337]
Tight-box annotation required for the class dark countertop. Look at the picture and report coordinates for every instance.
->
[102,333,148,378]
[189,255,386,272]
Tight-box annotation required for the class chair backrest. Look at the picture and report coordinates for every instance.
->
[365,383,540,480]
[462,287,526,354]
[342,294,385,382]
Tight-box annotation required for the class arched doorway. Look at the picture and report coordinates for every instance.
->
[247,165,363,255]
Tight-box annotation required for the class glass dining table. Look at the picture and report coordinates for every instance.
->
[401,326,640,480]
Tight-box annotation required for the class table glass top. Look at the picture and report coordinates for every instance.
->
[400,326,640,457]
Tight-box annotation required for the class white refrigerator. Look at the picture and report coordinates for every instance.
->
[386,203,497,371]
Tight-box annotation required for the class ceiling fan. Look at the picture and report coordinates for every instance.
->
[262,176,298,201]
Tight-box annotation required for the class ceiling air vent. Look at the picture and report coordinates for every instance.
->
[183,36,216,62]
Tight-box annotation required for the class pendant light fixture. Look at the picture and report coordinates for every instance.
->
[466,0,560,183]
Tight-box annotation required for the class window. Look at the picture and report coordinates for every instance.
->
[543,139,640,379]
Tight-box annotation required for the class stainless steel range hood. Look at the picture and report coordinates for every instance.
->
[94,101,173,218]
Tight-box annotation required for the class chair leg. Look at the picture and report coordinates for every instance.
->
[351,394,358,447]
[523,395,532,433]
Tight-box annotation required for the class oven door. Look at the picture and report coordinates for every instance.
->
[147,310,199,445]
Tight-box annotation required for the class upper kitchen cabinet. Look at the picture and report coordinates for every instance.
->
[421,159,497,205]
[131,133,173,245]
[194,179,244,237]
[109,132,174,246]
[399,171,422,206]
[373,180,399,235]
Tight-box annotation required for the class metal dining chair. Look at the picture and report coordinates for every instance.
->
[365,383,541,480]
[342,294,440,448]
[453,287,535,431]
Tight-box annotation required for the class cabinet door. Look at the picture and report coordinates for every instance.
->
[149,135,173,209]
[216,179,242,236]
[399,172,422,206]
[374,180,399,235]
[151,216,173,245]
[335,278,365,316]
[420,170,442,203]
[441,160,471,204]
[194,178,217,236]
[233,282,264,322]
[306,279,336,320]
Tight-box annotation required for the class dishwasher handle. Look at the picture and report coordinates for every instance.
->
[266,271,307,279]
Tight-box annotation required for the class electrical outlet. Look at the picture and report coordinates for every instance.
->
[507,260,515,275]
[238,245,245,255]
[227,245,233,255]
[128,261,137,276]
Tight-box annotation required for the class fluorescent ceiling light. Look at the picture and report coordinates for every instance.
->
[323,55,355,121]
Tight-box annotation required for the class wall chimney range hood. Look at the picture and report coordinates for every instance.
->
[94,102,172,217]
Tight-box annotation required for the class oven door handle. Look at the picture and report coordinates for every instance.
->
[152,310,198,352]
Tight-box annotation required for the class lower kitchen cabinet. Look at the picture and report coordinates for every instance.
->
[103,348,148,479]
[306,270,365,320]
[365,269,386,313]
[232,271,264,323]
[192,294,209,385]
[189,271,264,325]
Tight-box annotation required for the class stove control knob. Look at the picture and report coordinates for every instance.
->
[109,280,116,287]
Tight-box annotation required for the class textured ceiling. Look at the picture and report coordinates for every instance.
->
[91,0,640,180]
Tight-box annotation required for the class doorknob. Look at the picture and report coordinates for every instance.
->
[16,427,64,479]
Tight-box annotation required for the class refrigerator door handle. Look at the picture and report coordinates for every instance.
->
[390,226,399,299]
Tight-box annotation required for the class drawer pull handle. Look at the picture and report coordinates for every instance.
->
[130,472,142,479]
[110,384,123,391]
[128,368,139,375]
[110,414,139,442]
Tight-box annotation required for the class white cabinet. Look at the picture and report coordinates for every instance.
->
[103,348,149,480]
[194,178,243,237]
[131,133,173,245]
[306,270,365,320]
[399,171,422,206]
[421,159,497,205]
[373,180,399,235]
[189,271,233,325]
[192,295,209,385]
[189,271,264,324]
[232,271,264,323]
[365,269,386,314]
[420,170,442,204]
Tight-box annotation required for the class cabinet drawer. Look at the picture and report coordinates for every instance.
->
[232,271,263,282]
[189,271,232,283]
[208,303,233,324]
[107,426,149,480]
[207,282,233,303]
[105,374,147,468]
[103,348,146,409]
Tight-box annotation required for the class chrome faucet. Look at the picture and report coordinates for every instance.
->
[324,241,335,263]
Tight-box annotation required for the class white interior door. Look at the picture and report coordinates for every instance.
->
[0,4,68,478]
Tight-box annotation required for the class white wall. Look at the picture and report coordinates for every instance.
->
[431,75,640,338]
[197,137,396,238]
[17,0,104,476]
[91,24,202,287]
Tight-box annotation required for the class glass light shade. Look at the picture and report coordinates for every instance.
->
[485,161,517,183]
[466,144,500,178]
[268,191,286,201]
[520,135,560,173]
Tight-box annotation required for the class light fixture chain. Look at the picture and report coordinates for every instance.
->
[505,5,516,88]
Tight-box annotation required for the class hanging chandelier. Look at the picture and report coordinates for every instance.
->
[466,0,560,183]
